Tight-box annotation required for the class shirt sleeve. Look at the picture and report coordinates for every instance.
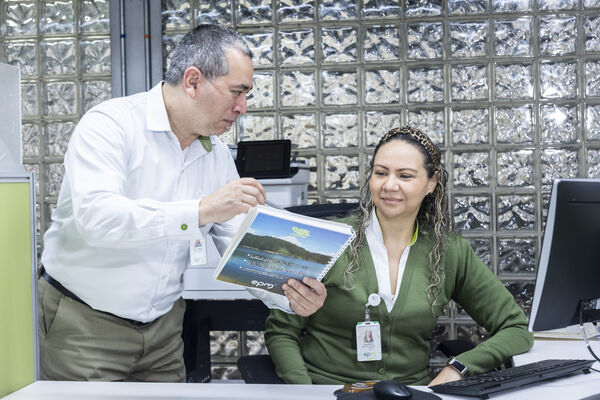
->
[65,108,202,248]
[264,309,312,384]
[449,236,534,375]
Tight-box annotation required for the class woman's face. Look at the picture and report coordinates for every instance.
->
[369,139,438,223]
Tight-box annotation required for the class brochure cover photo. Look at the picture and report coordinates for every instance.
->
[214,206,355,296]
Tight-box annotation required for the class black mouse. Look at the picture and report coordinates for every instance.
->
[373,380,413,400]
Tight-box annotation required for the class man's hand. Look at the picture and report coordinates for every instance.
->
[198,178,266,226]
[283,277,327,317]
[428,365,463,386]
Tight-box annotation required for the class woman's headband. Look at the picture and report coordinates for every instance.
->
[380,126,441,166]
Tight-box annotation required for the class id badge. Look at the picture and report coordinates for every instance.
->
[189,236,207,266]
[356,321,382,361]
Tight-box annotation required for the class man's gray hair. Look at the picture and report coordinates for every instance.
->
[164,24,252,85]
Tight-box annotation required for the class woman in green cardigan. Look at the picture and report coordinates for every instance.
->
[265,126,533,386]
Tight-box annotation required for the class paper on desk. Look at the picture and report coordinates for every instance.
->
[533,323,600,340]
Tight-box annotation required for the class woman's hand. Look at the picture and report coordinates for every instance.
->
[428,365,463,386]
[283,277,327,317]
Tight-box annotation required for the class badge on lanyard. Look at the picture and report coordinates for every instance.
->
[189,235,207,266]
[356,293,382,362]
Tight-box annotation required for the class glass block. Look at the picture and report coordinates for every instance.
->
[323,113,359,148]
[449,22,488,58]
[80,0,109,33]
[449,0,488,14]
[407,67,443,103]
[451,65,489,101]
[494,18,533,56]
[22,124,40,158]
[21,83,38,117]
[24,164,40,199]
[362,0,402,18]
[219,126,236,147]
[453,195,490,231]
[46,122,75,157]
[585,0,600,6]
[456,324,489,344]
[325,155,359,190]
[407,109,444,145]
[277,0,315,23]
[319,0,357,20]
[497,195,535,230]
[6,2,36,36]
[46,163,65,197]
[365,111,401,147]
[82,80,111,112]
[236,0,272,25]
[245,31,274,67]
[497,150,534,187]
[163,0,191,28]
[211,365,241,380]
[541,104,578,144]
[299,155,318,191]
[540,62,577,99]
[492,0,532,12]
[467,238,491,269]
[365,69,400,104]
[322,71,358,105]
[279,29,314,65]
[585,16,600,53]
[238,114,276,141]
[539,16,577,56]
[363,25,400,62]
[162,34,184,74]
[503,282,534,317]
[541,192,551,228]
[196,0,230,25]
[541,149,579,188]
[321,27,357,64]
[80,39,111,74]
[42,39,76,75]
[450,108,489,144]
[280,114,317,149]
[280,71,316,107]
[495,106,534,144]
[586,61,600,97]
[245,331,267,355]
[495,64,533,99]
[586,105,600,140]
[210,331,239,357]
[405,0,442,16]
[453,152,490,187]
[247,73,273,109]
[537,0,577,9]
[5,41,37,76]
[588,150,600,178]
[41,0,75,34]
[407,23,443,59]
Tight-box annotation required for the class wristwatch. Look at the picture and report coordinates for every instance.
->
[447,357,468,376]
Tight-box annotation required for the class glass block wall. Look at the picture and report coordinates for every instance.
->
[0,0,112,253]
[161,0,600,380]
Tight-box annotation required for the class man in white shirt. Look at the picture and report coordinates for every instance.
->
[38,24,326,382]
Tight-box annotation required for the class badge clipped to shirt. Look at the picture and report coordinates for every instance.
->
[356,293,382,362]
[189,235,207,266]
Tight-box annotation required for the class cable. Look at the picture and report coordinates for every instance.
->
[579,306,600,363]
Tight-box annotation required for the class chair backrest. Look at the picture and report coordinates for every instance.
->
[237,354,285,384]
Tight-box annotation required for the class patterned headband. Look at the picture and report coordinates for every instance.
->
[380,126,441,166]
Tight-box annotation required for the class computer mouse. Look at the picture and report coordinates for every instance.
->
[373,380,413,400]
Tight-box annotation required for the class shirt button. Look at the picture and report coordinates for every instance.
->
[378,368,385,375]
[181,224,188,231]
[161,274,167,280]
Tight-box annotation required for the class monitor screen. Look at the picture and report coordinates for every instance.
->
[529,178,600,332]
[236,140,291,179]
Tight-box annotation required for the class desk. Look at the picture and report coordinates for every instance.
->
[6,341,600,400]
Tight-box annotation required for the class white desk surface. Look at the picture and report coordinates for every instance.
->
[5,341,600,400]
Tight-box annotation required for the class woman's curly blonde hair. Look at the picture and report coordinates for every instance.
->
[344,126,450,313]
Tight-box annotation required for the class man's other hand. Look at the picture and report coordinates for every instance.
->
[198,178,266,226]
[283,277,327,317]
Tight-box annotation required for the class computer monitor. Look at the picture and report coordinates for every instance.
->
[529,178,600,332]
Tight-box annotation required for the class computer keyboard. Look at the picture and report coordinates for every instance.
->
[430,358,595,399]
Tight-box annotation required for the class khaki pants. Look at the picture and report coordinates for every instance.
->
[38,277,186,382]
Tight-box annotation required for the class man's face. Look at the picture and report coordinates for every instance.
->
[195,48,253,135]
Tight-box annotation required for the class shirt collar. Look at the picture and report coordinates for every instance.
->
[366,209,419,246]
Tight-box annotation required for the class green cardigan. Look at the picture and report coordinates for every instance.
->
[264,221,533,385]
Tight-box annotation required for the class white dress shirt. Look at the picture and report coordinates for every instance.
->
[42,82,244,322]
[365,210,417,312]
